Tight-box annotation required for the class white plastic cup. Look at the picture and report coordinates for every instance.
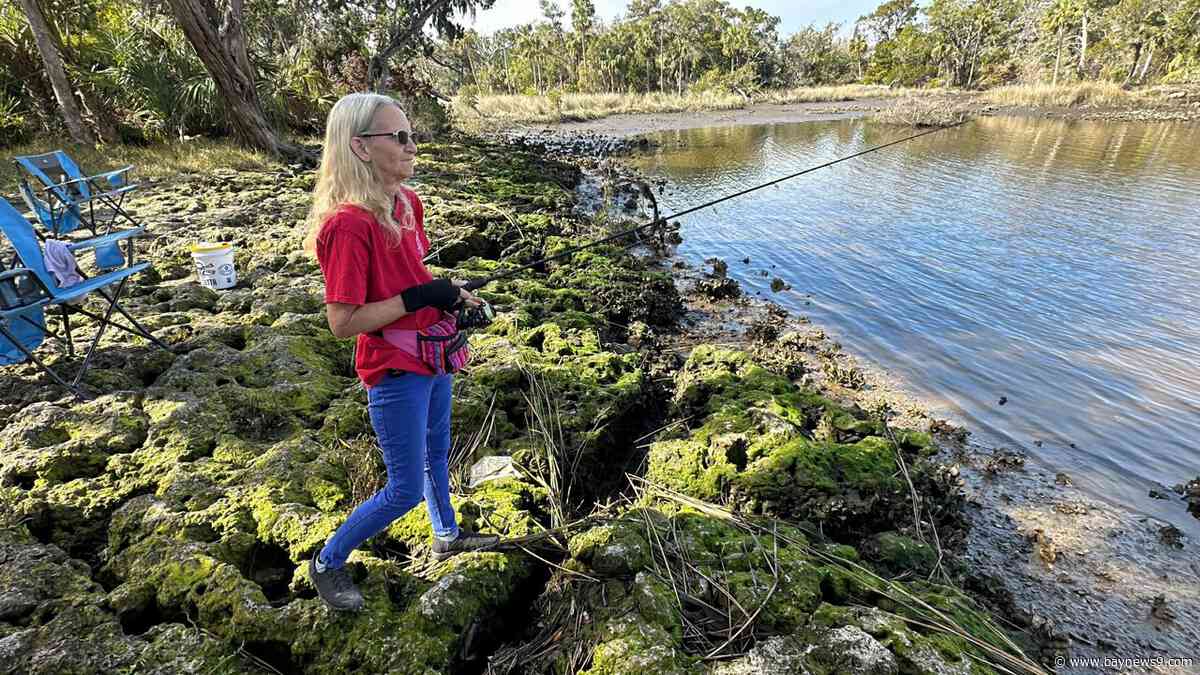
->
[191,242,237,290]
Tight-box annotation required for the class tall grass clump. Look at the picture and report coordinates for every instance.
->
[873,96,969,127]
[468,90,747,123]
[329,434,386,507]
[982,82,1137,107]
[759,84,939,104]
[463,85,953,124]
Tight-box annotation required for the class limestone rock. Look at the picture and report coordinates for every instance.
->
[809,625,899,675]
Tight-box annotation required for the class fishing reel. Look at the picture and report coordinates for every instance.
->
[455,299,495,330]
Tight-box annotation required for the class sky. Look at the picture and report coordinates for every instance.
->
[459,0,885,37]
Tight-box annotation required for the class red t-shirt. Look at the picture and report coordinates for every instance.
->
[315,189,441,385]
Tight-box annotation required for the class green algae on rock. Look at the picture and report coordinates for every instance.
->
[0,134,1023,674]
[0,135,692,673]
[647,345,946,540]
[491,503,1007,675]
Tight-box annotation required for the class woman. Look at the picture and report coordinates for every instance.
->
[304,93,498,612]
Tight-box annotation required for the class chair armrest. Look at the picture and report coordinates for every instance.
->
[96,166,134,185]
[93,166,135,187]
[41,178,138,205]
[66,228,146,252]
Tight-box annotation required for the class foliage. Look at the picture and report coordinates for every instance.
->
[1,0,483,141]
[3,0,1197,143]
[0,92,30,147]
[434,0,1195,98]
[780,23,858,86]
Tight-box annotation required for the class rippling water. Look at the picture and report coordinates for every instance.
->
[633,116,1200,534]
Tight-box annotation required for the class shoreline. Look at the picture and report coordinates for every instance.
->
[502,92,1200,139]
[562,124,1200,670]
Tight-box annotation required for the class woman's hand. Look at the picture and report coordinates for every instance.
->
[400,279,459,312]
[452,279,482,308]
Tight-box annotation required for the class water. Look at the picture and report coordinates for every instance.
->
[632,116,1200,535]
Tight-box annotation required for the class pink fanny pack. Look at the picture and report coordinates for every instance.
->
[381,313,470,375]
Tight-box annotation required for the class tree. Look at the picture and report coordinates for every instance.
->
[571,0,596,82]
[848,26,869,79]
[865,23,937,84]
[571,0,595,35]
[782,23,854,86]
[14,0,95,144]
[858,0,919,45]
[926,0,1018,87]
[164,0,306,159]
[539,0,568,88]
[1105,0,1168,83]
[1043,0,1082,84]
[361,0,497,91]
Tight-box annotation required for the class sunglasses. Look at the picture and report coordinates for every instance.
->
[358,129,414,145]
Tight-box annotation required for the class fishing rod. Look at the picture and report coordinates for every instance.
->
[462,119,968,293]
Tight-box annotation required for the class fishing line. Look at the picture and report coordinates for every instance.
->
[463,120,967,292]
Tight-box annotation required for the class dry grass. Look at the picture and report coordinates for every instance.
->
[461,85,947,125]
[517,367,613,529]
[757,84,938,104]
[465,81,1189,127]
[1,137,276,191]
[981,82,1139,108]
[328,434,386,506]
[448,391,499,492]
[465,91,748,124]
[872,96,970,128]
[631,476,1050,675]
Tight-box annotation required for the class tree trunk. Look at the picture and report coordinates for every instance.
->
[368,56,389,91]
[1124,42,1142,85]
[15,0,95,145]
[366,0,457,92]
[1137,40,1155,83]
[164,0,307,161]
[658,29,665,91]
[1053,25,1064,86]
[78,87,120,143]
[1078,10,1088,75]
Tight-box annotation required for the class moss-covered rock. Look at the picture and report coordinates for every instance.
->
[0,524,260,674]
[864,532,938,578]
[648,346,945,541]
[568,518,652,577]
[0,135,1003,675]
[0,395,148,488]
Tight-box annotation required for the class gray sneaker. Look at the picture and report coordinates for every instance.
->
[431,531,501,562]
[310,552,364,611]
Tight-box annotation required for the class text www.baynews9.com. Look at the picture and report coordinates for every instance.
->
[1053,654,1195,671]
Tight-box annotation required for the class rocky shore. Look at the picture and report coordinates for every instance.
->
[551,112,1200,673]
[0,129,1167,674]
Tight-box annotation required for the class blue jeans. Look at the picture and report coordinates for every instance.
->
[319,371,459,568]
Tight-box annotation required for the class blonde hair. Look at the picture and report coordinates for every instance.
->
[304,92,414,253]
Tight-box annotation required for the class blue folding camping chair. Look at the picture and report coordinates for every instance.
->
[16,179,126,270]
[13,150,138,238]
[0,197,168,398]
[0,268,86,397]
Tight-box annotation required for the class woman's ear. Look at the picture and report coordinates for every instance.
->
[349,136,370,163]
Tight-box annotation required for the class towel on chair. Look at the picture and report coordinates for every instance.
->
[43,239,85,288]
